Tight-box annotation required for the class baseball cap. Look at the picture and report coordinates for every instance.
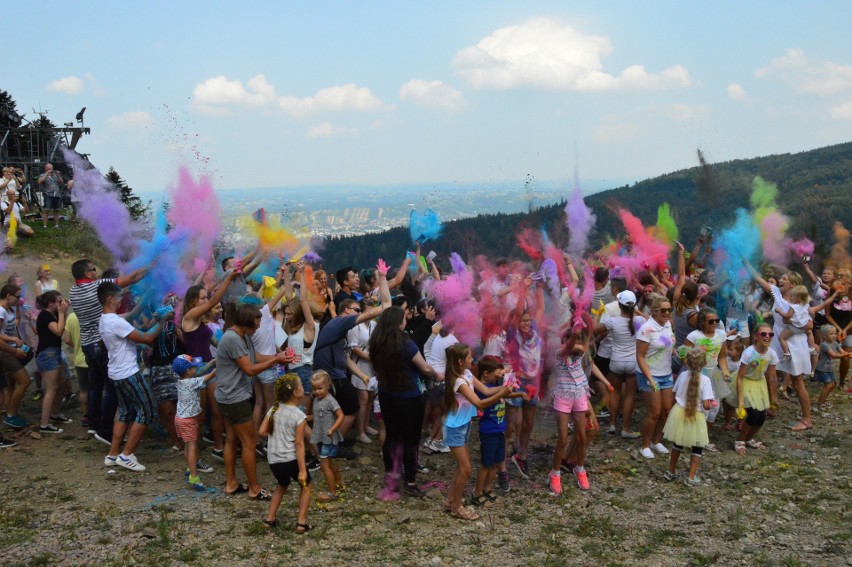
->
[172,354,204,376]
[617,290,637,306]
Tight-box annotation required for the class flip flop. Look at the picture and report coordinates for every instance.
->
[790,421,812,432]
[295,522,313,534]
[250,488,272,501]
[225,483,249,496]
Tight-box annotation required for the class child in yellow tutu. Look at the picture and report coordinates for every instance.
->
[662,348,716,486]
[731,324,779,455]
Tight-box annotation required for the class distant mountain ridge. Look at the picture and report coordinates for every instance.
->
[319,142,852,270]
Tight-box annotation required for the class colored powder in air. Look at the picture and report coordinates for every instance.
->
[615,208,670,274]
[409,208,443,243]
[712,208,761,292]
[166,167,221,273]
[749,176,779,225]
[564,183,596,258]
[760,211,791,265]
[655,203,678,244]
[829,222,851,269]
[427,253,480,345]
[245,209,299,255]
[63,148,141,263]
[516,229,544,261]
[789,238,814,259]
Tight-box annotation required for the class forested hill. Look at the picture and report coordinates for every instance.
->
[320,142,852,270]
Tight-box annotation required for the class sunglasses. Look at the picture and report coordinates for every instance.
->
[351,308,362,313]
[654,308,673,314]
[707,318,720,325]
[757,331,775,338]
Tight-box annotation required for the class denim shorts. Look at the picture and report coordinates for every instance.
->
[318,442,338,459]
[506,376,540,408]
[814,369,835,384]
[442,422,471,448]
[44,195,63,210]
[36,347,62,372]
[636,372,674,393]
[256,366,279,385]
[292,365,313,394]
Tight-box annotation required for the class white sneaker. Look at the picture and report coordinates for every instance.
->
[366,426,379,436]
[104,455,117,466]
[356,433,372,444]
[639,447,655,459]
[117,453,146,472]
[651,442,670,455]
[422,438,436,451]
[432,439,450,453]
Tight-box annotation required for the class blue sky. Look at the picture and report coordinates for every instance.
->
[5,2,852,193]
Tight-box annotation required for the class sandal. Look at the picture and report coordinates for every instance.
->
[225,483,249,496]
[249,489,272,501]
[450,505,479,520]
[745,439,765,450]
[295,522,313,534]
[263,518,278,529]
[468,494,492,508]
[791,421,812,432]
[442,501,452,514]
[316,492,339,503]
[734,441,746,456]
[779,388,790,401]
[483,491,500,504]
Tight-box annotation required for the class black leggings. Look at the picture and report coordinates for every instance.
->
[672,443,704,457]
[745,407,766,427]
[378,392,425,484]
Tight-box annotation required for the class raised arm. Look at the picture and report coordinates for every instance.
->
[387,254,412,290]
[356,260,391,324]
[116,267,148,289]
[742,259,772,293]
[183,270,237,326]
[672,242,687,304]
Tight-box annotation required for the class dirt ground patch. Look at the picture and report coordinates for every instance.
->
[2,376,851,566]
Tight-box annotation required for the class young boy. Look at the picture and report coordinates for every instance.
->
[814,325,852,408]
[308,370,344,502]
[470,355,526,505]
[173,354,217,490]
[97,282,161,471]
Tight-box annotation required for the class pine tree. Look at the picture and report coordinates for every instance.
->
[0,90,22,128]
[105,167,150,220]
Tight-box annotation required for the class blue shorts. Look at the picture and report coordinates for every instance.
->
[479,431,506,467]
[292,365,313,394]
[442,422,471,448]
[256,366,279,385]
[318,442,338,459]
[506,376,539,408]
[636,372,674,393]
[36,347,62,372]
[44,195,63,211]
[814,369,835,384]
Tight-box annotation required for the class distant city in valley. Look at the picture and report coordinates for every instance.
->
[155,178,629,248]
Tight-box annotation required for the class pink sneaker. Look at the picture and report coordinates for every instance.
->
[573,467,590,490]
[548,470,562,495]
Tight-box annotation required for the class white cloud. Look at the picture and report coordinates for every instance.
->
[192,75,388,117]
[727,83,747,101]
[305,121,357,139]
[453,17,691,92]
[279,84,387,116]
[47,76,84,94]
[755,48,852,97]
[399,79,466,111]
[108,111,153,128]
[668,103,709,123]
[831,99,852,120]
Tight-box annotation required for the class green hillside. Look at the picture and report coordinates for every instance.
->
[321,142,852,269]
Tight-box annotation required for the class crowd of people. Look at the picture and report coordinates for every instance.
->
[0,220,850,533]
[0,163,75,249]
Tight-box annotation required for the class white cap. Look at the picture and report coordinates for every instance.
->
[617,290,637,306]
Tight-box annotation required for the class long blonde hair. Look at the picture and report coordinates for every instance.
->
[442,344,471,415]
[267,374,300,435]
[683,347,708,420]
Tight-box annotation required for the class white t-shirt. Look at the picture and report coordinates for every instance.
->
[250,304,277,356]
[602,313,647,363]
[740,346,779,381]
[98,313,139,380]
[425,333,458,374]
[672,370,714,414]
[347,320,375,376]
[0,305,18,347]
[595,301,622,358]
[685,328,727,370]
[787,303,811,330]
[1,201,24,225]
[636,317,675,376]
[266,404,307,464]
[443,369,477,428]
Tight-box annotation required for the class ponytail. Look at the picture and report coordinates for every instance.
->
[683,347,707,420]
[267,374,300,435]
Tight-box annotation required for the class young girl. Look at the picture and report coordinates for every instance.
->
[549,324,593,494]
[731,324,779,455]
[309,370,345,502]
[35,264,59,296]
[442,344,510,520]
[776,285,817,364]
[662,348,715,485]
[259,374,312,534]
[722,338,745,431]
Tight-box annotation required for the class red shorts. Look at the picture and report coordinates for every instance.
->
[175,416,198,443]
